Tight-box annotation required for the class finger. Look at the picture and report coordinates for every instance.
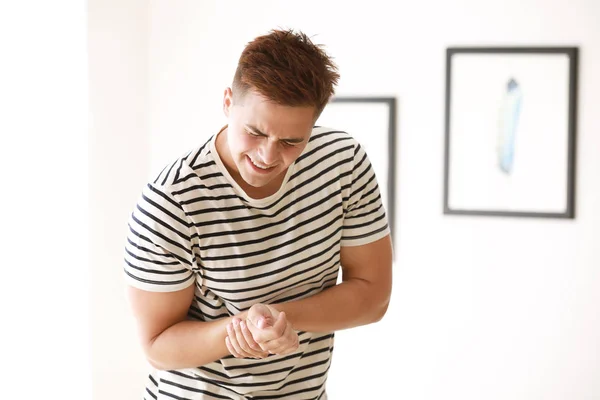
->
[245,318,278,344]
[248,304,276,329]
[233,319,265,358]
[240,320,263,352]
[257,315,275,329]
[227,322,252,358]
[249,311,288,344]
[244,318,262,340]
[271,312,288,338]
[225,337,243,358]
[234,319,268,358]
[262,330,299,354]
[262,335,298,355]
[255,323,293,351]
[232,319,252,354]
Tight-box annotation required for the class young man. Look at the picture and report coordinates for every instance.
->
[125,28,392,399]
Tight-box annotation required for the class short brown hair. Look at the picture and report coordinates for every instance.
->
[232,29,340,117]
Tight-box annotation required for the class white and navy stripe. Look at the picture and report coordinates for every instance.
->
[126,126,389,399]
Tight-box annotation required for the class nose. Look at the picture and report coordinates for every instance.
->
[258,139,278,165]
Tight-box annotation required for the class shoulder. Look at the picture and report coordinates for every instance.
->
[300,126,361,161]
[150,136,216,195]
[309,125,358,146]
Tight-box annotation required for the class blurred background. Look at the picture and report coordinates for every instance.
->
[2,1,599,399]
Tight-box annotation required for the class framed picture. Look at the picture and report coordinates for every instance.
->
[443,47,578,218]
[317,97,397,239]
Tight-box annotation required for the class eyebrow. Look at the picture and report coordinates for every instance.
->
[245,124,305,144]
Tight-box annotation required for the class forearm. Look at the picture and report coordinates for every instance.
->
[147,316,237,370]
[272,278,390,333]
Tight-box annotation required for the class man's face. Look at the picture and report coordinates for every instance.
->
[221,88,316,191]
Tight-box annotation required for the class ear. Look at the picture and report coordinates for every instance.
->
[223,87,233,118]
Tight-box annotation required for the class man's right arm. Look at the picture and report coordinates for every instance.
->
[125,182,265,368]
[127,283,240,370]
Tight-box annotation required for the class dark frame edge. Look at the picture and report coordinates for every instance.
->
[330,96,398,243]
[443,46,579,219]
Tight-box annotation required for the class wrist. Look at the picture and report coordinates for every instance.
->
[268,304,295,328]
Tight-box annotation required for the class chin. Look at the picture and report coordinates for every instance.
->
[245,176,273,188]
[237,169,268,187]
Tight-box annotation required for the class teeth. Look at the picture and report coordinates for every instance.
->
[250,157,272,169]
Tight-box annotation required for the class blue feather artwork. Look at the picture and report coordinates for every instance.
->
[497,78,523,174]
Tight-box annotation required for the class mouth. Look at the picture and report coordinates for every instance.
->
[246,155,276,174]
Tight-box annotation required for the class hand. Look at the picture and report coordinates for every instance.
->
[225,317,269,359]
[246,304,299,356]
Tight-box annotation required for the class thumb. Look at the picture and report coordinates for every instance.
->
[257,316,272,329]
[257,311,277,329]
[271,311,287,337]
[248,304,275,328]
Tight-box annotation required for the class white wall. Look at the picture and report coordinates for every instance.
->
[88,1,149,399]
[1,2,91,399]
[90,0,600,399]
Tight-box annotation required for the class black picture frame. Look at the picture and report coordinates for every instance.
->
[317,96,397,241]
[443,47,578,218]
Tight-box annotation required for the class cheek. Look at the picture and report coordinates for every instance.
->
[231,135,253,156]
[282,148,303,166]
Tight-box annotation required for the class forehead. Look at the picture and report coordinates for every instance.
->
[236,91,316,137]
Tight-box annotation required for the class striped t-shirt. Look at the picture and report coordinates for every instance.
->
[124,126,390,399]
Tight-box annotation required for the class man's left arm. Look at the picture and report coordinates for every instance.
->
[271,233,393,333]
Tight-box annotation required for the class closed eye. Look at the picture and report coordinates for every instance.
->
[245,127,302,147]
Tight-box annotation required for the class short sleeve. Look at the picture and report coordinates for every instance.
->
[341,142,390,247]
[123,183,196,292]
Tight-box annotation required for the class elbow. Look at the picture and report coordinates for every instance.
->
[146,353,164,370]
[144,349,162,370]
[372,298,390,323]
[362,281,391,324]
[146,350,171,371]
[368,286,391,323]
[143,338,169,371]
